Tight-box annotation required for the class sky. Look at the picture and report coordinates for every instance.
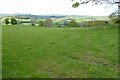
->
[0,0,118,16]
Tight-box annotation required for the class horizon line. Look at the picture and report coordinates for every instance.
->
[0,13,109,16]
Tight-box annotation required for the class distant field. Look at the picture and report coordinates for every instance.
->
[2,25,118,78]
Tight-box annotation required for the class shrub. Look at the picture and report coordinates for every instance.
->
[37,20,44,26]
[44,19,53,27]
[11,18,17,25]
[109,11,120,24]
[31,23,35,26]
[80,21,91,27]
[115,18,120,24]
[4,18,9,25]
[20,21,30,23]
[54,22,61,27]
[89,20,108,27]
[68,20,78,27]
[63,20,68,26]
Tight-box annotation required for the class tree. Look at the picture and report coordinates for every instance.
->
[68,20,78,27]
[72,2,80,8]
[37,20,44,26]
[11,18,17,25]
[54,22,61,27]
[44,19,53,27]
[63,20,69,26]
[109,11,120,24]
[72,0,120,8]
[71,0,120,26]
[30,19,36,26]
[4,18,9,25]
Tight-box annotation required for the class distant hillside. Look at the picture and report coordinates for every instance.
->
[0,13,66,19]
[0,13,109,21]
[0,14,15,17]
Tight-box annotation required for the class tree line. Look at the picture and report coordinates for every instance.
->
[4,14,119,27]
[4,17,79,27]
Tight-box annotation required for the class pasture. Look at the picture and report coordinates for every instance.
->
[2,25,118,78]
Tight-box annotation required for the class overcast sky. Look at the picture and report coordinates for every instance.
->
[0,0,118,16]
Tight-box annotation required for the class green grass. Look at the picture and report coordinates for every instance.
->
[2,25,118,78]
[0,25,2,79]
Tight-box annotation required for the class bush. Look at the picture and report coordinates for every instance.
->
[89,20,108,27]
[115,18,120,24]
[31,23,35,26]
[11,18,17,25]
[68,20,78,27]
[44,19,53,27]
[63,20,68,26]
[4,18,9,25]
[110,17,120,24]
[37,20,44,26]
[81,20,108,27]
[79,21,90,27]
[54,22,61,27]
[20,21,30,23]
[109,11,120,24]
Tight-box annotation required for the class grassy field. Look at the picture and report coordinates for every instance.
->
[0,25,2,79]
[2,25,118,78]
